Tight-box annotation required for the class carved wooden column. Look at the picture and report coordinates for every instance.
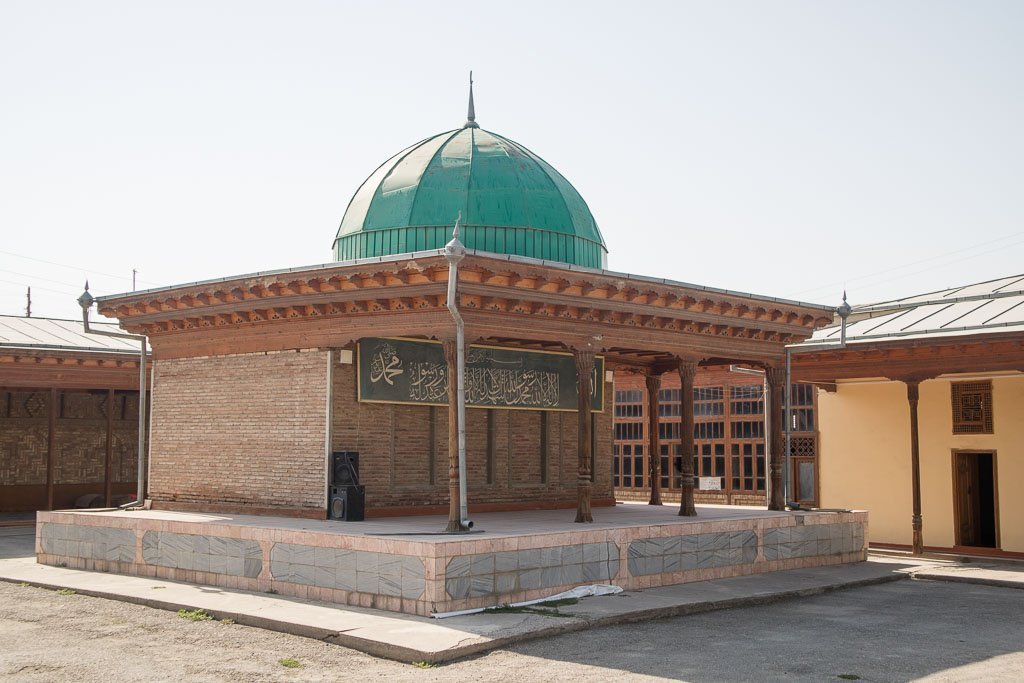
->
[906,379,924,555]
[104,389,114,507]
[677,360,697,516]
[46,388,57,511]
[574,349,595,523]
[765,365,785,511]
[646,373,663,505]
[443,340,461,532]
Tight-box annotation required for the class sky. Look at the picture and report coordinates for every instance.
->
[1,0,1022,320]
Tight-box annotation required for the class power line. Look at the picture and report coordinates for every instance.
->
[0,248,160,287]
[786,231,1024,298]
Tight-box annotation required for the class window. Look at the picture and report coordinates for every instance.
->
[658,388,680,417]
[613,388,645,490]
[614,390,643,418]
[952,381,993,434]
[730,385,763,415]
[790,383,815,432]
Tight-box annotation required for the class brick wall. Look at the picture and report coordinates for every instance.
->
[149,350,329,511]
[331,359,613,512]
[1,390,139,511]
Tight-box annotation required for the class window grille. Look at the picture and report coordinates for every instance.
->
[951,381,993,434]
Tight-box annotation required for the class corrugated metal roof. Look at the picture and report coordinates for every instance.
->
[0,315,144,353]
[804,275,1024,345]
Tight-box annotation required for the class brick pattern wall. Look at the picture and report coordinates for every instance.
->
[1,390,140,511]
[149,350,329,511]
[0,390,138,487]
[331,360,613,511]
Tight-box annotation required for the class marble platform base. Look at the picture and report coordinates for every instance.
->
[35,506,867,616]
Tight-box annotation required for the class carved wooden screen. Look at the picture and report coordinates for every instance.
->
[951,381,993,434]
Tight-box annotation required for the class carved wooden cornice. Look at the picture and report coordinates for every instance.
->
[95,254,834,363]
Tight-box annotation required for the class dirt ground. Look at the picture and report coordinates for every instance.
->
[0,582,661,682]
[1,579,1022,682]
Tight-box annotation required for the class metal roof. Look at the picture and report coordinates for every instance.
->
[333,127,607,268]
[803,274,1024,345]
[0,315,144,353]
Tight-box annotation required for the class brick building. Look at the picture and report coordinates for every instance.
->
[90,96,832,524]
[0,316,143,512]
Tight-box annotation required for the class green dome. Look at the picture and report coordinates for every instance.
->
[333,126,608,268]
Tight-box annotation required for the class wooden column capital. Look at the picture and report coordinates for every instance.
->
[677,358,698,381]
[905,379,920,402]
[573,348,595,374]
[764,364,786,387]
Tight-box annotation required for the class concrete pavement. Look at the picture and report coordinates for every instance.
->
[1,525,1020,664]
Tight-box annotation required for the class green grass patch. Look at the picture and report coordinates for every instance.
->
[17,582,30,588]
[56,588,76,596]
[411,661,437,669]
[177,608,214,622]
[278,658,301,668]
[220,618,235,625]
[837,675,862,681]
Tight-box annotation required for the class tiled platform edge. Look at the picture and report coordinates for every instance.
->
[36,510,867,616]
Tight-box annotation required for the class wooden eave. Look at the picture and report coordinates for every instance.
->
[0,348,143,390]
[96,254,834,366]
[791,332,1024,383]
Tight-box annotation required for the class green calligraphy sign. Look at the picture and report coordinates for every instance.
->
[357,337,603,412]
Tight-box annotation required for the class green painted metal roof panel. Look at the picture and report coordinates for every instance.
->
[407,129,473,228]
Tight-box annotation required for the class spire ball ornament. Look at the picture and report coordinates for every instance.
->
[77,281,95,312]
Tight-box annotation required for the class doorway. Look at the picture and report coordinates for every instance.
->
[953,452,998,548]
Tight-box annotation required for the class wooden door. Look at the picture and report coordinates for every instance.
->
[954,453,979,547]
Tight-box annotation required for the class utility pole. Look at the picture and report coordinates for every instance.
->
[132,269,137,291]
[25,287,31,317]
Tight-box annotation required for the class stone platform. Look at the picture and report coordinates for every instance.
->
[35,503,867,616]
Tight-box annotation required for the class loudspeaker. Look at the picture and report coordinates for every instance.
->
[331,451,359,486]
[329,484,365,521]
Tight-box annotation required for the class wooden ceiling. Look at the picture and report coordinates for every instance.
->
[97,254,834,367]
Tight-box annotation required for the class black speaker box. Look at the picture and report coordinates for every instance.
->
[329,484,365,521]
[331,451,359,486]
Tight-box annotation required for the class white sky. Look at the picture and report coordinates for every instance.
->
[2,0,1022,320]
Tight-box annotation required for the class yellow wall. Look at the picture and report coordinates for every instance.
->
[818,374,1024,553]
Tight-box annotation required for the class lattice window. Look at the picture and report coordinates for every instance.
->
[952,381,993,434]
[789,436,816,458]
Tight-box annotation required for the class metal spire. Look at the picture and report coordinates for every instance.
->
[464,71,479,129]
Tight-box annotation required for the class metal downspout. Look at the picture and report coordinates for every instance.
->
[444,215,472,530]
[782,292,852,505]
[77,283,148,508]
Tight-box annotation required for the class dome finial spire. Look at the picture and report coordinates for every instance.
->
[464,71,479,129]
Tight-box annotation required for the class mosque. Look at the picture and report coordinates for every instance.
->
[89,81,830,521]
[35,82,866,616]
